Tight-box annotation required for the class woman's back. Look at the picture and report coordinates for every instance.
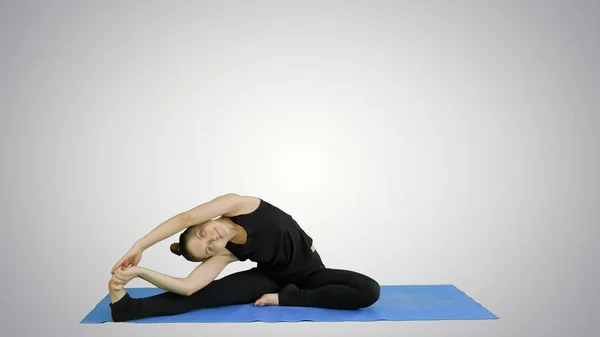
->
[223,198,323,282]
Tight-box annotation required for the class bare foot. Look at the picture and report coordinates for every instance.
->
[108,278,127,304]
[255,293,279,306]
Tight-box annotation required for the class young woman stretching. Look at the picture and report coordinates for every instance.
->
[108,193,380,322]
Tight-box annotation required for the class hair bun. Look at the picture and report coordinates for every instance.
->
[170,243,181,256]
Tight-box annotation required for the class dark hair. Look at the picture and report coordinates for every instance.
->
[170,227,198,262]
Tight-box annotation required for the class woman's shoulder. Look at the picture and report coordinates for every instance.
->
[220,194,262,218]
[215,248,239,263]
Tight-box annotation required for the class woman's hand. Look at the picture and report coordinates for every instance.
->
[111,244,143,274]
[109,277,124,291]
[113,266,141,286]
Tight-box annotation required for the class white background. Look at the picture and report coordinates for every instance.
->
[1,1,598,337]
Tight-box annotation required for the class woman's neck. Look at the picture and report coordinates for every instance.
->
[219,217,247,244]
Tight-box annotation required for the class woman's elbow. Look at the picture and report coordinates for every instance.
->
[181,280,209,296]
[180,285,195,296]
[181,280,199,296]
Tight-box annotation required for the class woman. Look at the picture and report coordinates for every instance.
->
[108,193,380,322]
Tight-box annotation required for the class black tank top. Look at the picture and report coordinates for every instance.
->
[225,198,323,282]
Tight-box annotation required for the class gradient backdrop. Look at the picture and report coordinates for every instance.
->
[1,1,598,337]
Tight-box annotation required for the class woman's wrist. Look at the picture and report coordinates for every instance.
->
[134,240,148,251]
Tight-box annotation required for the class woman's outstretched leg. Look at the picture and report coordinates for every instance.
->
[278,268,380,310]
[108,268,282,322]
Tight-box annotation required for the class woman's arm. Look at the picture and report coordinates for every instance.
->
[136,193,243,250]
[137,253,237,295]
[136,266,189,295]
[111,193,245,273]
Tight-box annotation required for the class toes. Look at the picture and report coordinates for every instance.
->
[255,294,267,306]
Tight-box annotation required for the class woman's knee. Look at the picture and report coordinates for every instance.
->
[356,275,380,308]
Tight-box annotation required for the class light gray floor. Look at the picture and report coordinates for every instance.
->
[1,1,598,337]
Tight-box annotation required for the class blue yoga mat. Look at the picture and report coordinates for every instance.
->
[81,285,498,323]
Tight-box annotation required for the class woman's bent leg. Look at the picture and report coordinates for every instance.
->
[278,268,380,310]
[110,268,281,322]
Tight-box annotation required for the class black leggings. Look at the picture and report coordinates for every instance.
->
[110,265,380,322]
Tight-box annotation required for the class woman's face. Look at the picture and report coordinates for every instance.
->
[185,220,230,261]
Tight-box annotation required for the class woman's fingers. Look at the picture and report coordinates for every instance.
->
[114,267,134,283]
[113,276,126,285]
[113,275,124,284]
[111,259,125,274]
[114,274,125,283]
[113,270,127,283]
[110,276,121,285]
[112,254,134,273]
